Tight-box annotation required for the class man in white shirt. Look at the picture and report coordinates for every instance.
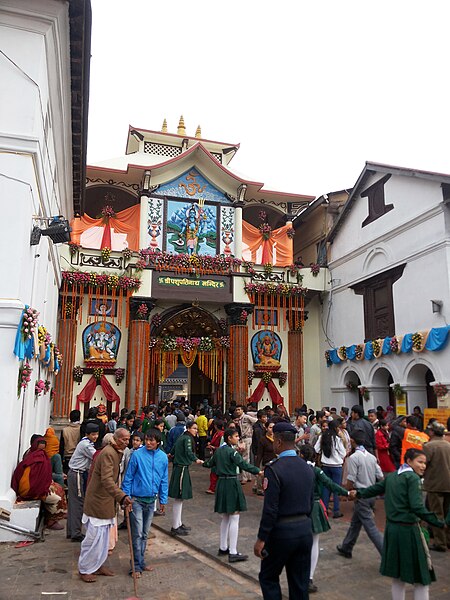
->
[337,430,384,559]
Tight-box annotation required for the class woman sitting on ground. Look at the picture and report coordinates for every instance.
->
[11,436,67,530]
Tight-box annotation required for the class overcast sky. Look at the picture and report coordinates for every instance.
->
[87,0,450,198]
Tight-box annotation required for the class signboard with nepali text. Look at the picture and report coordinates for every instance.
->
[151,272,232,302]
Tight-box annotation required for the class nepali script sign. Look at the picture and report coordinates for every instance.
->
[158,276,226,289]
[152,272,232,302]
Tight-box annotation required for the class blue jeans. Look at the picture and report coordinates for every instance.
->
[321,465,343,515]
[129,498,155,572]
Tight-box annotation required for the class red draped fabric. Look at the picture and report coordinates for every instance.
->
[246,378,284,406]
[100,221,112,249]
[75,375,120,412]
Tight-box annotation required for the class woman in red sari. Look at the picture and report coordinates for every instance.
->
[11,437,67,529]
[375,419,396,474]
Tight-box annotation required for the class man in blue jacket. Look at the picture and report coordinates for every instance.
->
[122,428,168,576]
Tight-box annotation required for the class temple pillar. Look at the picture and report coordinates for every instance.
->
[225,302,253,406]
[234,202,243,260]
[125,297,156,411]
[53,297,80,418]
[288,330,304,413]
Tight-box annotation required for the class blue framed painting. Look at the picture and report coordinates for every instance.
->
[165,199,217,255]
[83,321,121,363]
[251,331,282,370]
[89,298,117,317]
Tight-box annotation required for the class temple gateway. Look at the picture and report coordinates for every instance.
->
[54,117,325,417]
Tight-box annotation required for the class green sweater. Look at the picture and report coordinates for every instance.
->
[204,444,260,477]
[172,432,198,466]
[357,470,444,528]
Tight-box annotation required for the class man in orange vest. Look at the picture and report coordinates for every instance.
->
[400,415,429,464]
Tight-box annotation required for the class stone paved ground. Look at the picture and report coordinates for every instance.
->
[0,464,448,600]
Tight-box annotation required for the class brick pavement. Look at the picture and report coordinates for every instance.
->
[0,464,448,599]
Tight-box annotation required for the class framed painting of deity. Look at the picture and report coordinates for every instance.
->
[165,199,218,255]
[89,298,117,317]
[251,330,282,371]
[255,309,278,327]
[82,321,121,366]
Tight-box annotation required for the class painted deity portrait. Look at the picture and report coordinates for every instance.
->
[251,331,282,371]
[83,321,121,364]
[166,200,217,255]
[89,298,117,317]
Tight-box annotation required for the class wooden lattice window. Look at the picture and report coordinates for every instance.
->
[361,174,394,227]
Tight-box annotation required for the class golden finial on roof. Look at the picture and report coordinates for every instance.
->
[195,125,202,138]
[177,115,186,136]
[161,118,168,133]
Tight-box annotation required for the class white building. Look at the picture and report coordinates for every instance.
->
[0,0,91,528]
[323,162,450,416]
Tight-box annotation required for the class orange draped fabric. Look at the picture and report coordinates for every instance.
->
[242,221,293,266]
[70,205,141,251]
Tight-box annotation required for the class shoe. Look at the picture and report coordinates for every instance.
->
[257,491,264,496]
[309,580,318,593]
[205,489,215,494]
[218,548,229,556]
[71,535,85,542]
[332,512,344,518]
[229,553,248,563]
[429,544,446,552]
[154,509,165,516]
[180,524,191,531]
[170,527,188,536]
[336,544,352,558]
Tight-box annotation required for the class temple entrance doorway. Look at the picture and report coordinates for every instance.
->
[151,305,225,408]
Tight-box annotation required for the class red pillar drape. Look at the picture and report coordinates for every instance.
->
[76,376,98,410]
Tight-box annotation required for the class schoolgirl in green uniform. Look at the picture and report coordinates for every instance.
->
[204,428,261,563]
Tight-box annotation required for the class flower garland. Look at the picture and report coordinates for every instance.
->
[263,262,273,274]
[150,313,162,329]
[136,303,149,320]
[139,249,242,275]
[244,282,307,297]
[35,379,46,396]
[286,227,295,240]
[412,332,424,352]
[346,381,358,392]
[68,241,81,256]
[93,367,104,381]
[389,336,400,353]
[392,383,405,398]
[325,350,332,367]
[278,372,287,387]
[360,386,370,400]
[262,371,272,384]
[248,371,255,386]
[310,263,321,276]
[372,339,382,358]
[122,247,133,260]
[62,271,141,291]
[337,345,347,361]
[101,205,116,221]
[101,247,111,263]
[18,361,32,394]
[152,336,230,352]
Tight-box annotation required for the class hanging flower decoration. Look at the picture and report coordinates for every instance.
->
[262,371,272,384]
[263,262,273,274]
[310,263,321,276]
[242,261,254,273]
[372,339,382,358]
[198,337,213,352]
[355,344,364,360]
[258,223,272,241]
[93,367,104,381]
[115,367,125,385]
[136,303,149,320]
[50,388,56,402]
[218,318,228,333]
[62,271,141,292]
[101,205,116,221]
[101,247,111,263]
[219,336,230,348]
[433,383,448,397]
[392,383,405,398]
[278,372,287,387]
[162,337,178,352]
[135,259,147,272]
[44,380,51,393]
[346,381,358,392]
[286,227,295,239]
[325,350,332,366]
[73,365,83,384]
[21,306,39,341]
[151,313,162,329]
[18,361,33,394]
[68,241,81,256]
[248,370,255,386]
[389,336,400,353]
[288,264,299,276]
[337,345,347,361]
[122,248,133,260]
[412,332,424,352]
[35,379,46,396]
[54,346,63,368]
[64,302,74,318]
[239,309,248,324]
[259,210,267,221]
[360,387,370,401]
[149,337,159,349]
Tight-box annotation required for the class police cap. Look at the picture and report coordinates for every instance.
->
[273,422,297,435]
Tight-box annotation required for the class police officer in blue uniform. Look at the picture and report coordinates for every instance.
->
[254,421,314,599]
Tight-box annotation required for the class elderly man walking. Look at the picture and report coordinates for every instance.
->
[78,428,132,583]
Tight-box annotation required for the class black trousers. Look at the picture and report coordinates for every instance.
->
[259,519,313,600]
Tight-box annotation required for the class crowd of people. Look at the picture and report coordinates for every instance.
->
[10,398,450,599]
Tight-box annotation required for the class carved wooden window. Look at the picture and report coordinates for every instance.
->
[361,174,394,227]
[352,264,405,341]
